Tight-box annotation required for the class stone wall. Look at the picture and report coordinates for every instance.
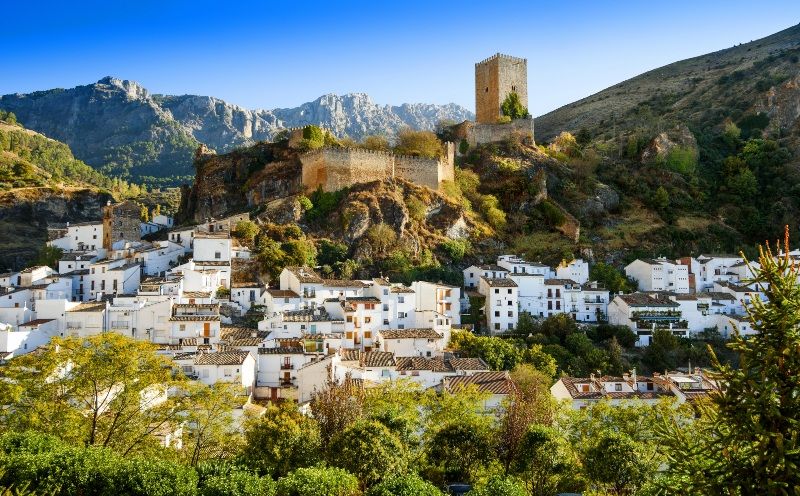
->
[299,144,454,193]
[475,53,528,124]
[453,118,534,147]
[103,200,141,249]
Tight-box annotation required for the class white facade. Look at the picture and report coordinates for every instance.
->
[479,277,518,333]
[556,258,590,284]
[625,258,690,294]
[48,222,103,252]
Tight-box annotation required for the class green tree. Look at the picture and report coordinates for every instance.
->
[234,220,260,244]
[299,125,326,150]
[511,425,583,496]
[425,420,495,485]
[589,262,635,294]
[276,466,360,496]
[310,377,365,449]
[241,402,321,478]
[393,129,443,158]
[30,245,63,269]
[362,381,423,446]
[362,135,390,152]
[658,232,800,494]
[329,420,409,488]
[583,432,648,496]
[182,382,243,466]
[501,92,528,120]
[366,223,398,256]
[652,185,670,211]
[0,334,184,455]
[467,476,527,496]
[365,473,442,496]
[449,331,523,371]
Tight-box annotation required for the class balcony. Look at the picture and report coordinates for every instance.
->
[110,321,129,329]
[280,379,293,387]
[280,363,294,370]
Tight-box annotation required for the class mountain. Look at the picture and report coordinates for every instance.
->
[0,78,473,186]
[535,23,800,143]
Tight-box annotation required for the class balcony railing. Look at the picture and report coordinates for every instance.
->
[110,321,129,328]
[280,363,294,370]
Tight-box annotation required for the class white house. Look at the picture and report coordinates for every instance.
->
[463,264,508,289]
[497,254,553,277]
[410,281,461,326]
[479,277,518,333]
[551,372,676,410]
[608,293,686,346]
[48,221,103,252]
[377,328,447,357]
[625,258,690,294]
[556,258,590,284]
[193,350,256,396]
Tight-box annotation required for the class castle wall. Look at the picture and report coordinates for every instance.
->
[299,144,454,193]
[475,54,528,124]
[453,119,534,147]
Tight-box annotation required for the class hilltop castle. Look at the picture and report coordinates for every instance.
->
[295,53,532,194]
[454,53,534,147]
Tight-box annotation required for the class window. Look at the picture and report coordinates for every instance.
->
[556,301,561,310]
[494,311,500,317]
[581,384,590,392]
[614,383,622,392]
[547,289,552,297]
[398,297,405,304]
[494,323,500,330]
[647,382,654,391]
[310,324,317,333]
[224,368,232,377]
[214,252,221,259]
[346,316,353,323]
[383,304,389,311]
[364,331,372,338]
[508,311,513,317]
[365,317,371,324]
[507,289,512,294]
[383,289,388,295]
[346,331,353,339]
[179,324,186,332]
[494,288,499,294]
[507,300,512,306]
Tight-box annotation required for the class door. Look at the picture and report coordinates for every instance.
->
[203,322,211,337]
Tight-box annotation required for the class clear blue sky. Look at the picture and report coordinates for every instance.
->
[4,1,800,115]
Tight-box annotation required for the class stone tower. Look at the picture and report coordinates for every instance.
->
[475,53,528,124]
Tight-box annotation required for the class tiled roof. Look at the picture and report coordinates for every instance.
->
[283,309,333,322]
[169,315,221,322]
[220,326,268,340]
[18,319,55,327]
[194,260,230,266]
[396,356,451,372]
[68,302,106,312]
[390,285,415,293]
[481,277,517,288]
[716,281,754,292]
[267,289,300,298]
[258,347,305,355]
[174,303,219,309]
[445,371,514,395]
[476,264,507,271]
[448,357,490,371]
[379,328,441,339]
[20,265,48,274]
[616,293,679,308]
[544,278,578,286]
[323,279,368,288]
[183,291,212,298]
[231,281,261,288]
[340,350,362,361]
[194,351,250,366]
[362,351,396,367]
[285,266,324,284]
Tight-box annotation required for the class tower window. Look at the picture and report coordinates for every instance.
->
[512,85,516,91]
[485,87,488,93]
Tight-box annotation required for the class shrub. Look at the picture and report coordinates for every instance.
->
[366,223,398,256]
[458,139,469,155]
[466,476,527,496]
[328,420,408,487]
[394,129,442,158]
[501,91,528,119]
[405,196,427,222]
[297,195,313,212]
[362,135,389,152]
[365,474,443,496]
[664,146,697,175]
[439,239,470,261]
[234,220,259,243]
[276,466,360,496]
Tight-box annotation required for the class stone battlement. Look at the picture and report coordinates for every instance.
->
[475,53,527,66]
[300,143,454,193]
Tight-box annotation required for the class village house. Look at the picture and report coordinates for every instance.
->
[625,258,690,294]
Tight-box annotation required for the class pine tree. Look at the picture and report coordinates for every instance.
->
[658,227,800,494]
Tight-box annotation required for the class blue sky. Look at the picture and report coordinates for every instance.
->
[4,1,800,115]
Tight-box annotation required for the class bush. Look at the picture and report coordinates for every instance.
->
[276,466,360,496]
[199,467,275,496]
[439,239,470,261]
[394,129,442,158]
[328,420,408,487]
[365,474,443,496]
[458,139,469,155]
[234,220,259,243]
[405,196,427,222]
[298,195,313,212]
[664,146,697,175]
[501,92,528,120]
[466,476,527,496]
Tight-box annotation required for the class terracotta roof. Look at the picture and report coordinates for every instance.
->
[258,347,305,355]
[396,356,451,372]
[476,264,507,271]
[283,309,333,322]
[231,282,261,288]
[169,315,221,322]
[220,326,268,340]
[445,371,514,395]
[267,289,300,298]
[68,302,106,312]
[379,328,441,339]
[616,293,679,308]
[362,351,396,367]
[194,260,230,266]
[390,285,415,293]
[481,277,517,288]
[323,279,368,288]
[18,319,55,327]
[544,278,579,286]
[448,357,490,371]
[340,350,362,361]
[183,291,212,298]
[285,266,324,284]
[174,303,219,309]
[194,351,251,366]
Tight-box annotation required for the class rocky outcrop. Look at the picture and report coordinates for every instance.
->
[0,188,113,270]
[1,79,472,184]
[640,125,697,164]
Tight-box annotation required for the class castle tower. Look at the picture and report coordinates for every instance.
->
[475,53,528,124]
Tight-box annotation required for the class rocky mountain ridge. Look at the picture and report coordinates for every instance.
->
[0,78,473,185]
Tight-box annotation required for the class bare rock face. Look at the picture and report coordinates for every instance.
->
[640,124,697,163]
[578,182,620,223]
[755,74,800,134]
